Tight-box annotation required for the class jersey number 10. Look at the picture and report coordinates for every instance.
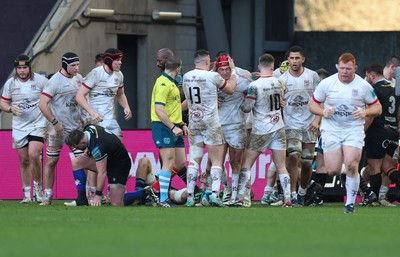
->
[270,93,281,111]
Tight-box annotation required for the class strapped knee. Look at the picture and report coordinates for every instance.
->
[287,139,301,156]
[189,145,203,163]
[72,148,85,157]
[46,149,61,158]
[301,149,314,165]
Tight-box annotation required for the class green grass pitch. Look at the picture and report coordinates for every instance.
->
[0,200,398,257]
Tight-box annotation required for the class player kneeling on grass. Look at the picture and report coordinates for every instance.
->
[66,124,131,206]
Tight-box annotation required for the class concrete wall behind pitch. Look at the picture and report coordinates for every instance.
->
[293,31,400,76]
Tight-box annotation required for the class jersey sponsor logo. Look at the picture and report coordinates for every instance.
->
[335,104,352,117]
[190,108,204,122]
[382,139,398,149]
[18,99,37,110]
[185,75,206,83]
[287,95,308,107]
[93,89,115,97]
[66,96,78,108]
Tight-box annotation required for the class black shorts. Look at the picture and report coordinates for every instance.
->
[21,135,45,148]
[107,158,131,185]
[364,136,398,159]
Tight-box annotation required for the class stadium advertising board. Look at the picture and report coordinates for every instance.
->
[0,130,345,200]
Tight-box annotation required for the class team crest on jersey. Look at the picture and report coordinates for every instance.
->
[304,80,310,87]
[161,83,166,87]
[270,114,280,124]
[190,108,204,122]
[352,89,358,97]
[31,84,37,90]
[114,78,120,84]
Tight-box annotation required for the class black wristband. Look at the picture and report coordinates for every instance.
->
[170,125,176,131]
[95,190,102,196]
[51,118,58,126]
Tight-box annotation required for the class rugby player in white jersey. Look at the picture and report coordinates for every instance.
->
[76,48,132,138]
[240,53,292,207]
[279,45,320,205]
[183,49,236,207]
[1,54,48,203]
[213,51,252,205]
[308,53,382,213]
[39,52,88,205]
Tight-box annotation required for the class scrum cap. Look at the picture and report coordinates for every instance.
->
[62,52,79,74]
[103,48,123,71]
[14,54,31,68]
[215,55,229,70]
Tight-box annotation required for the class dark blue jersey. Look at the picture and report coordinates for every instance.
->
[84,124,131,171]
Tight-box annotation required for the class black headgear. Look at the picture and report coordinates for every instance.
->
[103,48,123,71]
[14,54,31,68]
[62,52,79,74]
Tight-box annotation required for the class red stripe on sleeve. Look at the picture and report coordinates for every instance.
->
[367,98,379,106]
[219,80,227,90]
[82,83,93,90]
[41,92,53,99]
[312,95,321,104]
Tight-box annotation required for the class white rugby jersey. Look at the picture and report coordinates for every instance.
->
[42,71,85,132]
[82,66,124,120]
[183,68,226,130]
[312,73,379,133]
[246,76,286,135]
[2,73,47,132]
[280,67,320,130]
[218,67,251,126]
[272,68,282,78]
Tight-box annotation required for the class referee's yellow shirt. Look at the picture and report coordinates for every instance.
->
[151,72,182,124]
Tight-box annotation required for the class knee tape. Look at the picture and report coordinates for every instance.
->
[72,148,85,157]
[46,149,61,158]
[287,139,301,156]
[189,145,204,163]
[145,171,156,186]
[301,149,314,164]
[268,162,276,174]
[172,188,187,204]
[109,183,125,189]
